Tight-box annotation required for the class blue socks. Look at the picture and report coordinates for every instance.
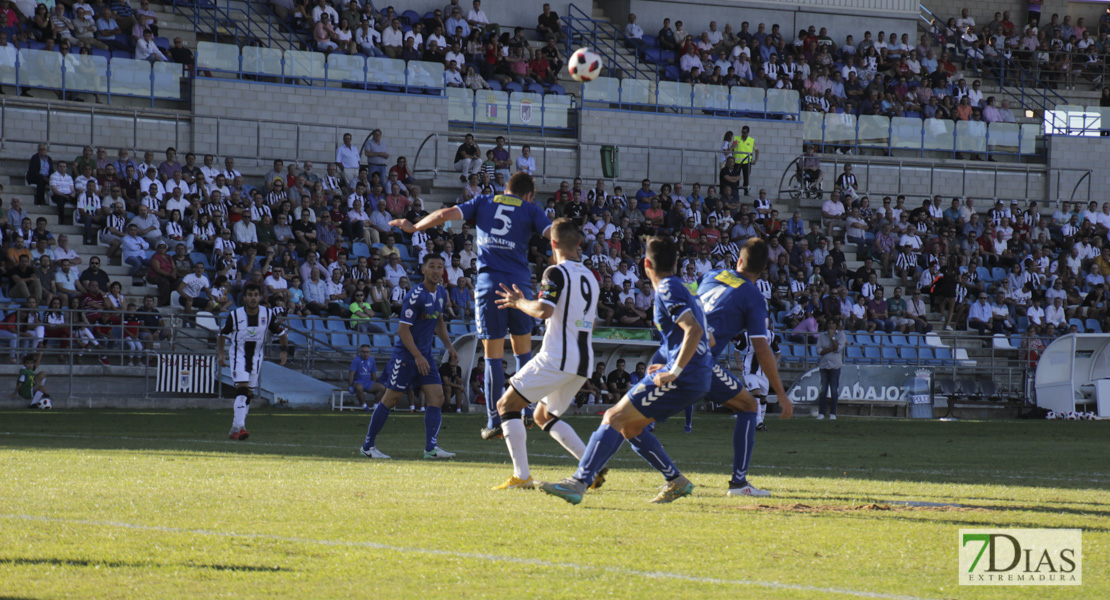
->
[629,430,681,481]
[485,358,504,429]
[424,406,442,452]
[684,404,694,431]
[515,351,533,372]
[362,402,391,450]
[573,424,625,486]
[732,410,757,484]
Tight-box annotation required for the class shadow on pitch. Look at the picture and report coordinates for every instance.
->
[770,492,1110,518]
[0,557,287,572]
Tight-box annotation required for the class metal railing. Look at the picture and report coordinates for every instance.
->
[195,41,446,95]
[802,111,1042,162]
[563,3,656,82]
[2,49,187,107]
[778,152,1091,205]
[0,98,187,158]
[172,0,300,51]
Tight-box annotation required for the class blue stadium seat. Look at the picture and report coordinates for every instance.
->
[934,347,954,365]
[91,48,112,60]
[991,267,1007,282]
[846,346,864,364]
[504,82,523,93]
[189,252,211,269]
[854,332,872,346]
[401,10,420,25]
[976,266,991,282]
[880,347,901,364]
[526,82,545,95]
[905,333,923,346]
[662,64,681,81]
[449,321,469,337]
[326,318,348,332]
[547,84,566,95]
[487,80,502,91]
[351,242,370,258]
[1017,316,1029,333]
[372,334,392,349]
[111,50,132,60]
[1068,318,1085,333]
[888,333,908,346]
[900,346,918,363]
[917,346,936,364]
[863,346,880,363]
[780,344,800,363]
[1086,319,1103,333]
[641,34,657,46]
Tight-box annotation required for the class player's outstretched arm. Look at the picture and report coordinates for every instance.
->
[494,283,554,320]
[653,311,702,386]
[390,206,462,234]
[752,337,792,419]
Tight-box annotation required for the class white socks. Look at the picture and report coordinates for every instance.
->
[232,395,249,430]
[547,419,586,460]
[757,402,766,425]
[502,418,529,479]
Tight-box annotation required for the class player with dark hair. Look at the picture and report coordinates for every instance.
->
[489,218,607,490]
[695,237,792,496]
[392,172,551,440]
[14,353,51,409]
[538,236,713,505]
[217,282,288,440]
[360,254,459,459]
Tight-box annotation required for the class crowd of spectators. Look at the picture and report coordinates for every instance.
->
[281,0,565,91]
[620,8,1038,128]
[0,0,195,70]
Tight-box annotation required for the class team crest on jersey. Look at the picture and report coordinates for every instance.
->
[405,309,414,318]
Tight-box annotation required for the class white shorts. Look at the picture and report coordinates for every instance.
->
[230,345,263,388]
[509,356,586,418]
[745,372,769,396]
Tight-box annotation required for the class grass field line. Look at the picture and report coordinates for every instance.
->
[0,513,944,600]
[3,430,1108,484]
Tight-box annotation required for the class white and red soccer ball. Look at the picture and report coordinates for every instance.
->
[568,48,603,82]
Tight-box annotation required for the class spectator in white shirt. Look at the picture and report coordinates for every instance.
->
[335,132,361,189]
[135,29,167,62]
[178,261,213,314]
[514,145,536,174]
[625,13,643,44]
[49,161,76,225]
[355,19,383,57]
[381,19,404,58]
[444,61,464,87]
[466,0,496,36]
[1045,297,1067,328]
[311,0,339,24]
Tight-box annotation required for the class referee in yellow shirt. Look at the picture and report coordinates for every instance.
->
[731,125,759,196]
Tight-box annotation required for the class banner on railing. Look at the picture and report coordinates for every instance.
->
[156,354,218,394]
[786,365,932,408]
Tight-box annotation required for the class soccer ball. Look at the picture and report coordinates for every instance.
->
[567,48,602,82]
[39,397,52,410]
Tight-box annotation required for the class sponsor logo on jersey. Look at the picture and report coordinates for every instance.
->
[714,270,746,288]
[493,194,522,206]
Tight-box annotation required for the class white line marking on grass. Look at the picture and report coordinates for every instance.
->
[3,431,1108,484]
[0,513,943,600]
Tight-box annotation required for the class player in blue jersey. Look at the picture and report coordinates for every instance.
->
[694,237,793,495]
[538,236,714,505]
[392,173,551,440]
[359,254,459,459]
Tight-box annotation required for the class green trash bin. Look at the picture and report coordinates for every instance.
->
[600,145,619,178]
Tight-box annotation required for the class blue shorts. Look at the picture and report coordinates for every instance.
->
[382,351,442,392]
[626,370,711,421]
[474,271,535,340]
[707,363,746,402]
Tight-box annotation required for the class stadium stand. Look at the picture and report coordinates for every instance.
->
[1,0,1106,416]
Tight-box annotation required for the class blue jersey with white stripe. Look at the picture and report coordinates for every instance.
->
[652,276,713,376]
[395,284,446,358]
[697,269,769,358]
[456,193,551,280]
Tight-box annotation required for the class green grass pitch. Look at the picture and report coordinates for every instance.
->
[0,410,1106,599]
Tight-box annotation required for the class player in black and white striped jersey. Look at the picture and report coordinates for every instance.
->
[488,218,607,491]
[217,283,288,441]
